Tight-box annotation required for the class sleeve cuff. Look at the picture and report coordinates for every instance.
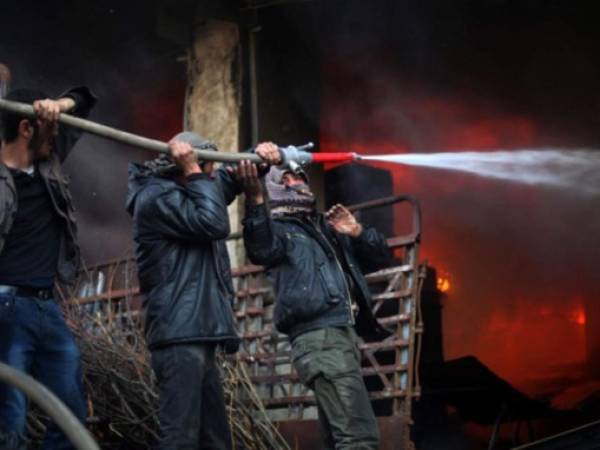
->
[245,202,267,219]
[186,173,212,182]
[60,86,97,115]
[349,226,368,242]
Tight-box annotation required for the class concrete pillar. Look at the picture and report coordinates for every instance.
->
[184,19,245,267]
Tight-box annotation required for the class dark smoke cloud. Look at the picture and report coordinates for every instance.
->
[3,0,600,410]
[319,0,600,407]
[0,0,186,262]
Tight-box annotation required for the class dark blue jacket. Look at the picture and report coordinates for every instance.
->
[126,165,241,352]
[243,203,392,341]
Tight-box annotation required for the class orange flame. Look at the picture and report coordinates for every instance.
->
[437,276,451,293]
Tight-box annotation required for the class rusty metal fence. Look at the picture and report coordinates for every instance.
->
[62,195,425,426]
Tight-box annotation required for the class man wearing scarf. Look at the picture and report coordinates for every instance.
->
[237,153,392,450]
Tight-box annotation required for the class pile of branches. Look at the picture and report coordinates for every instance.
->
[28,302,289,450]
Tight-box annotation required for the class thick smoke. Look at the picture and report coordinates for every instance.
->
[320,0,600,410]
[0,0,186,262]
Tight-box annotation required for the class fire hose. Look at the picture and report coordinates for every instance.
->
[0,362,99,450]
[0,98,361,171]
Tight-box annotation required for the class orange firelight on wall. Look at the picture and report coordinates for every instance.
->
[570,307,586,326]
[437,276,451,293]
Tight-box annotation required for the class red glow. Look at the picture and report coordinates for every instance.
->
[129,82,186,141]
[437,276,451,293]
[571,305,586,326]
[320,64,595,409]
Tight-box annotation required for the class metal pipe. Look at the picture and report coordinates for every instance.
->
[0,362,100,450]
[227,193,421,241]
[346,194,421,239]
[0,99,360,171]
[0,98,263,164]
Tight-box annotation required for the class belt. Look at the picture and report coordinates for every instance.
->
[0,285,54,300]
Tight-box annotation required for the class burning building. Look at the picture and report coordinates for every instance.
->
[1,0,600,448]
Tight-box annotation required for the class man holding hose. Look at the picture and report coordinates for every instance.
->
[127,134,279,449]
[236,152,393,450]
[0,86,96,449]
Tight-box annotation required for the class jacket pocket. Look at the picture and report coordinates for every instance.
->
[274,267,331,332]
[317,261,342,303]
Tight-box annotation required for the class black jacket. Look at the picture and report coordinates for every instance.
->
[243,203,392,341]
[126,165,242,352]
[0,86,97,283]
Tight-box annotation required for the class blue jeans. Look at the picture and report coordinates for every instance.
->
[0,294,86,450]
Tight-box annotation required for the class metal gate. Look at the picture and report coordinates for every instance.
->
[63,194,424,442]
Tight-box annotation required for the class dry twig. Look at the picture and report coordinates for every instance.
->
[27,296,289,450]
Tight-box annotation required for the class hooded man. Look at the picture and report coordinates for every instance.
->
[0,86,97,449]
[237,153,392,450]
[126,135,278,450]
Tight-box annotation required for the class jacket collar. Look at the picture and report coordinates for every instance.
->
[0,160,16,194]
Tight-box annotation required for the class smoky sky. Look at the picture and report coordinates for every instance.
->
[319,0,600,147]
[318,0,600,403]
[0,0,187,262]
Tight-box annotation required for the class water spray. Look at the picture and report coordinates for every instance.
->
[360,150,600,195]
[0,98,360,172]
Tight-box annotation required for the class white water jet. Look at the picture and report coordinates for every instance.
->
[361,149,600,195]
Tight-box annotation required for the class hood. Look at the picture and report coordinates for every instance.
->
[126,162,156,216]
[265,166,315,217]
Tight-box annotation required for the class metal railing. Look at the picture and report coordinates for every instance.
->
[63,195,424,427]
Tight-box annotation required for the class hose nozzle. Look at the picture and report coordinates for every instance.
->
[278,142,360,173]
[278,142,315,173]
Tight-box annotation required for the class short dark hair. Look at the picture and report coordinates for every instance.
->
[1,88,48,143]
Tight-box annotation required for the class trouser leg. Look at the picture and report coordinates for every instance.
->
[292,327,380,450]
[316,400,336,450]
[151,343,231,450]
[200,352,232,450]
[0,295,37,450]
[35,300,87,450]
[313,371,379,450]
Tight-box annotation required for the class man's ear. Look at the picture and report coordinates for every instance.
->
[18,119,33,140]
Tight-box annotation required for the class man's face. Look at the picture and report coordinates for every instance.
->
[28,119,58,161]
[282,171,306,187]
[281,171,313,197]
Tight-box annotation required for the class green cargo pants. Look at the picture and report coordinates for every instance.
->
[291,326,380,450]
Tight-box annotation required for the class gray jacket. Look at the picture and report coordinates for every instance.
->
[0,86,96,283]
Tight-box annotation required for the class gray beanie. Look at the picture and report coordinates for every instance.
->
[171,131,218,154]
[140,132,218,176]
